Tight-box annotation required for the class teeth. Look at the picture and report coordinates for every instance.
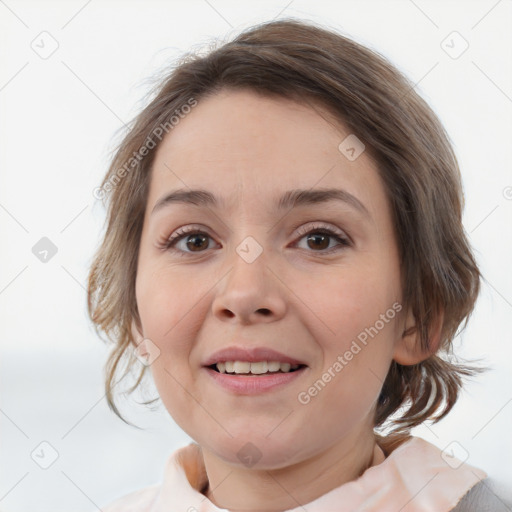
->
[214,361,301,375]
[233,361,251,373]
[267,361,280,372]
[250,361,267,374]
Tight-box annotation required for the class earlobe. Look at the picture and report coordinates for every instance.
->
[130,318,144,345]
[130,318,150,360]
[393,308,444,366]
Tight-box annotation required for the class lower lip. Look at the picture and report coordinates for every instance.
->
[204,367,307,394]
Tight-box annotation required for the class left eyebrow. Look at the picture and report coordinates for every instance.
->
[151,187,370,218]
[276,188,370,218]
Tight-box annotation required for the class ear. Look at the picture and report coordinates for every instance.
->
[393,307,444,365]
[131,318,144,344]
[130,318,151,361]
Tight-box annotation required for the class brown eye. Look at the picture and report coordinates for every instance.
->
[163,227,217,255]
[306,233,330,250]
[294,225,351,253]
[185,233,210,251]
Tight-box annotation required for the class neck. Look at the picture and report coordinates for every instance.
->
[202,428,381,512]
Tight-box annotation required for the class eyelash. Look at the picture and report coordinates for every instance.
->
[159,223,351,257]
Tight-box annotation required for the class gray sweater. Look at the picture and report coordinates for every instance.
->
[453,479,512,511]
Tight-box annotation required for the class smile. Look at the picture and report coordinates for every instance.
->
[210,361,303,375]
[205,362,307,394]
[202,345,308,393]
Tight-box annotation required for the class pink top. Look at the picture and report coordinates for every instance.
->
[101,436,486,512]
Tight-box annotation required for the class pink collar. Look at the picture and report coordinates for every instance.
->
[150,436,486,511]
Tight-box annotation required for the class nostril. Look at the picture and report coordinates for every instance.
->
[257,308,271,316]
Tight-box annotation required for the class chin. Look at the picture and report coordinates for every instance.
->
[201,431,305,470]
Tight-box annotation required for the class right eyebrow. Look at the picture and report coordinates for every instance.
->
[151,189,219,215]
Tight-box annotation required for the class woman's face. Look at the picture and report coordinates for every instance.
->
[135,89,408,468]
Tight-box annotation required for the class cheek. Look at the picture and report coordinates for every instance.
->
[136,265,206,345]
[296,317,397,445]
[297,266,399,405]
[135,266,213,425]
[300,265,399,347]
[149,357,194,431]
[137,288,200,433]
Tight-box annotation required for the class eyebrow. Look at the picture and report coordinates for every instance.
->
[151,187,370,218]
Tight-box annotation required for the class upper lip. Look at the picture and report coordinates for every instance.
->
[202,346,307,367]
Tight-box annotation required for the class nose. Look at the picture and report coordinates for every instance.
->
[211,247,287,325]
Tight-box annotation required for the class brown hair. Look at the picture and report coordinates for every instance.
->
[87,18,481,434]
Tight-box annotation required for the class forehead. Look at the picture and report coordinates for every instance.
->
[147,89,388,219]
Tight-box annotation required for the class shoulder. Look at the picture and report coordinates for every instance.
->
[451,479,512,511]
[100,485,160,512]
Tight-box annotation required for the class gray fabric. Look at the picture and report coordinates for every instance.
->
[452,479,512,511]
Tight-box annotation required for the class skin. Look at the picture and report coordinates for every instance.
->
[133,88,429,511]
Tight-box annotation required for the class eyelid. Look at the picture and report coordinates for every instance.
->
[167,224,211,242]
[293,221,351,243]
[160,221,352,254]
[167,224,216,245]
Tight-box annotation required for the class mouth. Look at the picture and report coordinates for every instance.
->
[202,346,308,393]
[208,361,307,376]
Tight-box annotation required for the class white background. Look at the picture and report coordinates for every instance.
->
[1,0,511,510]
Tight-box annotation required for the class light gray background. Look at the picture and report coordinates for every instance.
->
[1,1,511,510]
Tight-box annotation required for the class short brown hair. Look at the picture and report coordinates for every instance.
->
[87,18,481,435]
